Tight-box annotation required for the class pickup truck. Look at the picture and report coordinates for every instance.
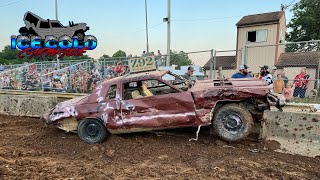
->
[43,70,285,144]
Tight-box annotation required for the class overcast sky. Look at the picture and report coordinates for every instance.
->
[0,0,297,62]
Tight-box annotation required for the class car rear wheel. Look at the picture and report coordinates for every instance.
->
[78,119,107,144]
[213,103,253,141]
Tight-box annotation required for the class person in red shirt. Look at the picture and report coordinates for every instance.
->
[293,68,311,102]
[113,61,124,74]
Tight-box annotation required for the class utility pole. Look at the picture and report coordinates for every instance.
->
[55,0,58,20]
[166,0,171,66]
[55,0,59,69]
[145,0,149,56]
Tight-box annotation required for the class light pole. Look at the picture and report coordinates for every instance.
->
[55,0,58,20]
[145,0,149,56]
[166,0,171,66]
[55,0,59,69]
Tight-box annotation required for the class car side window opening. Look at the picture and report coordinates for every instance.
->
[40,21,50,28]
[51,22,63,28]
[123,80,179,100]
[162,73,189,91]
[106,85,117,100]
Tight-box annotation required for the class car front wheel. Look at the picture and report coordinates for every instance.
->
[78,119,107,144]
[213,103,253,141]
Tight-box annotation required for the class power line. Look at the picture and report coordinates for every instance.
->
[109,22,164,39]
[0,0,25,7]
[172,15,243,22]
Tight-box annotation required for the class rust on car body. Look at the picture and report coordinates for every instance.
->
[43,70,285,143]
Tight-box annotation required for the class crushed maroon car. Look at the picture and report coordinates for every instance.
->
[43,70,285,144]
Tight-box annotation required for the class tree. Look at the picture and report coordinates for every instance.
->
[112,50,126,57]
[100,54,110,59]
[60,54,92,60]
[170,51,193,68]
[287,0,320,42]
[0,45,21,64]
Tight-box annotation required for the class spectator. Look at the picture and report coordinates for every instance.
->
[293,68,311,102]
[271,66,277,79]
[204,75,209,80]
[106,75,112,81]
[273,74,284,94]
[157,50,162,59]
[281,72,289,87]
[0,64,4,72]
[114,61,124,74]
[151,52,156,59]
[283,83,293,102]
[260,65,273,85]
[141,51,147,57]
[231,65,252,78]
[181,66,194,80]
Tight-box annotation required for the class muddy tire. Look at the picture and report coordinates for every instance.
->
[213,103,253,141]
[78,119,107,144]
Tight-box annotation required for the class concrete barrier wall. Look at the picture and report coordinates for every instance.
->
[262,110,320,157]
[0,94,57,117]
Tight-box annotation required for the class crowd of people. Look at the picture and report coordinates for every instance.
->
[0,50,166,93]
[0,60,130,93]
[231,65,313,102]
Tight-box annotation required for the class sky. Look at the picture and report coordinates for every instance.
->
[0,0,298,61]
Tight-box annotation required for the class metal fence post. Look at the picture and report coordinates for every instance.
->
[239,48,243,65]
[244,46,248,65]
[210,49,214,79]
[213,50,217,79]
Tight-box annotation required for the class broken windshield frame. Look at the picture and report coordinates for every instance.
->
[162,71,192,89]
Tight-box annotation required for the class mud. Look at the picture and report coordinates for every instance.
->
[0,114,319,179]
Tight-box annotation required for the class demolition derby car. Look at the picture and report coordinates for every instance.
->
[19,11,89,40]
[43,71,285,144]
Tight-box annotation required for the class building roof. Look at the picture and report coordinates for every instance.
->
[203,56,237,70]
[275,52,320,68]
[236,11,284,27]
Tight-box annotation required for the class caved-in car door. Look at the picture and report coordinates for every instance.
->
[119,80,197,131]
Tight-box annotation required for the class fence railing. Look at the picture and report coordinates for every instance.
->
[1,42,320,104]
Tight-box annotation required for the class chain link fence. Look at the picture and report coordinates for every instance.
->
[0,51,207,93]
[245,40,320,104]
[1,42,320,104]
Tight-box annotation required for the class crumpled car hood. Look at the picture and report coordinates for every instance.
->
[43,95,88,124]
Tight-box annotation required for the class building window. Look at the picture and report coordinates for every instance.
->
[247,29,267,43]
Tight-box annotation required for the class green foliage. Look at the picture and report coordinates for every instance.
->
[100,54,110,59]
[112,50,126,57]
[0,44,93,65]
[170,51,193,68]
[60,54,92,60]
[287,0,320,41]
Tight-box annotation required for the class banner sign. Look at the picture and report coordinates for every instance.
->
[129,56,156,73]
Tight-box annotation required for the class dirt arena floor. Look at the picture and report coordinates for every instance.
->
[0,114,319,179]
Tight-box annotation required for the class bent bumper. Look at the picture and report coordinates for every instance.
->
[267,92,286,110]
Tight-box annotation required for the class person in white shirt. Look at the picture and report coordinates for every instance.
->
[260,65,273,85]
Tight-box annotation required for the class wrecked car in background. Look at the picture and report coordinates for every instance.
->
[43,71,285,144]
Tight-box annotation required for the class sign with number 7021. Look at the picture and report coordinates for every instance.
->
[129,56,156,73]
